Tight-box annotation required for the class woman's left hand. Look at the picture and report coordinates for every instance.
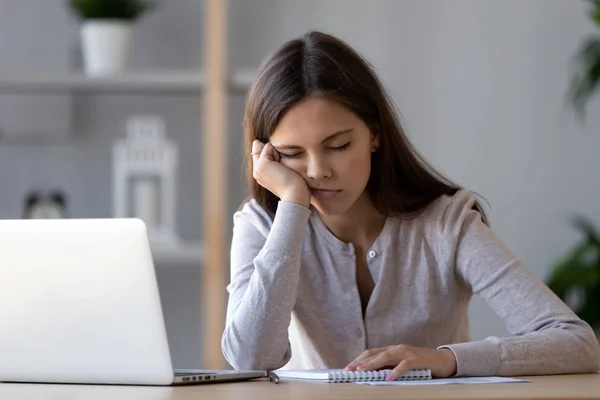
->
[345,345,457,381]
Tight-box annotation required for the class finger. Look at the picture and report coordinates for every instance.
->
[357,350,395,371]
[345,362,359,372]
[346,348,386,371]
[251,140,265,165]
[346,349,382,370]
[259,142,276,162]
[264,142,280,162]
[387,359,420,381]
[263,142,277,161]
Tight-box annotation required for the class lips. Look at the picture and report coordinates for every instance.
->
[310,188,342,199]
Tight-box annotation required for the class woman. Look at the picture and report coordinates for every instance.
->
[221,31,600,380]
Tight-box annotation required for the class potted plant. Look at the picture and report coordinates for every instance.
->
[547,0,600,337]
[567,0,600,119]
[547,217,600,335]
[67,0,158,76]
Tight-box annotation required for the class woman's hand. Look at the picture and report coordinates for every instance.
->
[345,344,457,381]
[251,140,311,208]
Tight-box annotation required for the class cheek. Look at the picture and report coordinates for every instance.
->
[337,150,371,180]
[280,159,306,177]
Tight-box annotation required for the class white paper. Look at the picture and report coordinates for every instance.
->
[356,376,529,386]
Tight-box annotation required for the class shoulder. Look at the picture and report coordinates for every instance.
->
[419,189,486,235]
[405,189,488,266]
[233,198,274,238]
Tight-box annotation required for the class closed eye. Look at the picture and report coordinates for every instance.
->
[279,152,303,159]
[329,142,351,152]
[278,142,351,159]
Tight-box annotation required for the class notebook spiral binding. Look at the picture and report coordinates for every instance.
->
[329,368,431,383]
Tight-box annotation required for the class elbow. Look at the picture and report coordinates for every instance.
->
[225,358,284,372]
[589,355,600,374]
[222,351,288,372]
[571,323,600,373]
[221,328,248,369]
[583,333,600,373]
[222,345,265,371]
[221,327,289,371]
[580,344,600,373]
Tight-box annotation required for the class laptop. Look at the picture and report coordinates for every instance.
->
[0,218,266,385]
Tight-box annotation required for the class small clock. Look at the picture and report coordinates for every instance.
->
[23,190,67,219]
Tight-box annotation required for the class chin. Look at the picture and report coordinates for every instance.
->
[309,197,355,216]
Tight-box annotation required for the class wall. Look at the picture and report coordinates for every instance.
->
[1,0,599,367]
[230,0,600,341]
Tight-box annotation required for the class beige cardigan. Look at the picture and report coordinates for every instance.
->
[222,189,600,376]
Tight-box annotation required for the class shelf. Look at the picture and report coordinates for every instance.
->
[151,241,205,265]
[0,68,255,94]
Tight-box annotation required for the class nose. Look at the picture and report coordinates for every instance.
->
[306,154,332,181]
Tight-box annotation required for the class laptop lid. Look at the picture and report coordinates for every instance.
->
[0,218,175,385]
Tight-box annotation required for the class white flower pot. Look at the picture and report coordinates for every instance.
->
[80,20,133,76]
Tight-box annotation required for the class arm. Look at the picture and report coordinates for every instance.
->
[439,191,600,377]
[221,201,311,370]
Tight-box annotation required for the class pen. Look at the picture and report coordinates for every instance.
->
[267,371,280,384]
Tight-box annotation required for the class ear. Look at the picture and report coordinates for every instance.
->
[371,133,379,152]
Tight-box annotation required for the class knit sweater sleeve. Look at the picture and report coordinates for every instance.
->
[221,200,311,370]
[438,190,600,376]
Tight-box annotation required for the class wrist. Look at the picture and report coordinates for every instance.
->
[438,348,457,377]
[280,188,310,208]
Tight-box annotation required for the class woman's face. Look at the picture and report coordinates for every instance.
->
[269,96,378,216]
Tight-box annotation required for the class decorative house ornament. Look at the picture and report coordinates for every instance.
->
[112,115,179,245]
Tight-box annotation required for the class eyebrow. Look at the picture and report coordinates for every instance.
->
[273,129,353,150]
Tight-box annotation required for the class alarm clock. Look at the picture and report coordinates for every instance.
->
[23,189,67,219]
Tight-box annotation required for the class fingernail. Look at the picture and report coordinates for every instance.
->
[386,375,394,381]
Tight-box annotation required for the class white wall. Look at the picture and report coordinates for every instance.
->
[1,0,598,366]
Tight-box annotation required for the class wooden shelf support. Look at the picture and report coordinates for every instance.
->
[202,0,228,369]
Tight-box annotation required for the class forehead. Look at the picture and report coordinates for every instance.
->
[271,97,362,142]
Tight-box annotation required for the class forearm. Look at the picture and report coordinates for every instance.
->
[222,201,310,370]
[442,190,600,377]
[442,320,600,376]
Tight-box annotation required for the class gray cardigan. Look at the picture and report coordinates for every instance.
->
[221,189,600,376]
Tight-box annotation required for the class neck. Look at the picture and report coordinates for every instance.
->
[318,192,386,247]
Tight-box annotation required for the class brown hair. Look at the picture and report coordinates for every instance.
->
[242,31,487,223]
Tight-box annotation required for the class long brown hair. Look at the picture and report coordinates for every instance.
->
[243,31,487,223]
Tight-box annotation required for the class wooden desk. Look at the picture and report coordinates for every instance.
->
[0,374,599,400]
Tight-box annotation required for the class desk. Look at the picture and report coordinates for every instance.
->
[0,374,599,400]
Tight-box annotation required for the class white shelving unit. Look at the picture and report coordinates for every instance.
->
[0,69,254,94]
[0,0,235,369]
[151,241,205,265]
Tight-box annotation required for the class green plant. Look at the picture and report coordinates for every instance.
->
[67,0,158,21]
[548,1,600,334]
[547,217,600,332]
[568,0,600,118]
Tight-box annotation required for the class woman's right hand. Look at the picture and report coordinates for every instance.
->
[251,140,311,208]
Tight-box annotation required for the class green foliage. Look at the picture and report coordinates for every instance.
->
[547,216,600,331]
[67,0,158,21]
[554,1,600,333]
[568,0,600,118]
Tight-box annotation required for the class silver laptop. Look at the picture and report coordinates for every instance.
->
[0,218,265,385]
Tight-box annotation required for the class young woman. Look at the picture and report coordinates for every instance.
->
[221,31,600,380]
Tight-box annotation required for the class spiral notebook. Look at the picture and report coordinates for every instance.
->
[273,368,432,383]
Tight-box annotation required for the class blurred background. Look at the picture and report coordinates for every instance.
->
[1,0,599,369]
